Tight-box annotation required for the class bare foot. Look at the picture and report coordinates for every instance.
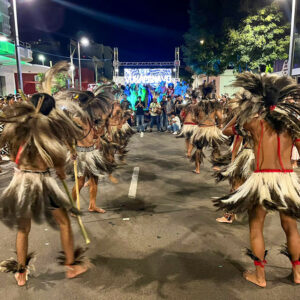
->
[109,175,118,184]
[15,272,28,286]
[88,206,106,213]
[192,170,200,174]
[243,270,266,288]
[293,265,300,284]
[212,166,221,171]
[66,264,88,279]
[216,214,234,224]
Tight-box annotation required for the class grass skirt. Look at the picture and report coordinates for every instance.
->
[178,124,198,141]
[121,123,135,139]
[192,126,227,149]
[77,147,114,177]
[214,148,255,184]
[0,169,74,227]
[214,171,300,218]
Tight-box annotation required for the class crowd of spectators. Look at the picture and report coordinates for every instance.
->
[0,93,24,109]
[123,94,187,134]
[123,91,231,136]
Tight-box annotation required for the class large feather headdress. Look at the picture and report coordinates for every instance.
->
[232,72,300,139]
[0,61,83,168]
[198,82,216,100]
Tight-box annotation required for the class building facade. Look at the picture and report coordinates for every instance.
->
[0,0,11,37]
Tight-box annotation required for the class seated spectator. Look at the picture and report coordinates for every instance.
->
[167,113,181,135]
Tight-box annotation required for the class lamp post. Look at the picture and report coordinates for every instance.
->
[70,37,89,90]
[78,37,89,91]
[287,0,297,76]
[38,54,45,66]
[12,0,23,91]
[70,40,77,88]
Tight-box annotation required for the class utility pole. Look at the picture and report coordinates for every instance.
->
[288,0,297,76]
[174,47,180,79]
[12,0,23,91]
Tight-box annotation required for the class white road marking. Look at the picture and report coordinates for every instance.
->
[128,167,140,199]
[140,132,144,138]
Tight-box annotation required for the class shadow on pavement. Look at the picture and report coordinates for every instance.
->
[86,249,242,299]
[107,196,157,217]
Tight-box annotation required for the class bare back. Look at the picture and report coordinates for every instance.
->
[245,118,294,170]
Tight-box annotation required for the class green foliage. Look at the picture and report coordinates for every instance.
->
[183,34,227,77]
[53,72,68,94]
[36,72,69,94]
[182,0,240,77]
[224,3,289,71]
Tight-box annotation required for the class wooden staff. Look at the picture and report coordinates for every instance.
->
[18,89,28,102]
[73,151,81,210]
[61,180,90,245]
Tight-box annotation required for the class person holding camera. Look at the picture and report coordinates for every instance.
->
[135,96,145,133]
[149,98,161,132]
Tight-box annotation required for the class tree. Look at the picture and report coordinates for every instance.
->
[224,3,290,72]
[37,72,69,94]
[183,0,241,79]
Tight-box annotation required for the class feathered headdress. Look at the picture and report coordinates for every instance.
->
[199,82,216,100]
[80,90,113,123]
[232,72,300,139]
[196,81,221,114]
[0,101,82,168]
[55,88,113,124]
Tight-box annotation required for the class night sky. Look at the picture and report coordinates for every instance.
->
[18,0,190,62]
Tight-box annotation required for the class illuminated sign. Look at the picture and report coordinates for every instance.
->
[124,68,172,86]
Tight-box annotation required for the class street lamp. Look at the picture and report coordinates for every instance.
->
[287,0,297,76]
[200,40,205,45]
[80,37,90,47]
[38,54,45,66]
[78,37,90,90]
[70,37,90,89]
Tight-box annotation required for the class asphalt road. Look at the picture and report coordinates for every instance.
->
[0,132,299,300]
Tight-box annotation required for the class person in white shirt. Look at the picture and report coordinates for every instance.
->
[149,98,161,132]
[167,113,181,135]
